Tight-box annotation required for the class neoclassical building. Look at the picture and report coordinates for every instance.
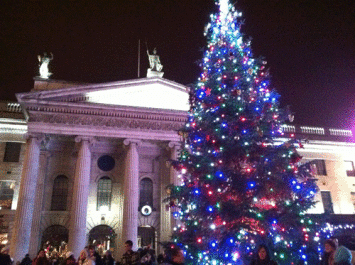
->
[1,75,355,262]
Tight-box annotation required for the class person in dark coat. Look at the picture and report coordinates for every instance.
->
[102,251,114,265]
[0,247,12,265]
[250,244,278,265]
[120,240,139,265]
[20,254,32,265]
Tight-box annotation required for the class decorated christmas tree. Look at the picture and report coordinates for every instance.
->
[168,0,320,264]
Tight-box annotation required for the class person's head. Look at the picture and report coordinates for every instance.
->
[89,247,95,257]
[79,249,88,260]
[37,249,46,258]
[157,254,165,264]
[172,249,184,264]
[256,245,270,261]
[171,246,185,264]
[125,240,133,252]
[324,239,337,253]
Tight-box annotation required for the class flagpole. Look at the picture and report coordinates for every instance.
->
[138,39,141,78]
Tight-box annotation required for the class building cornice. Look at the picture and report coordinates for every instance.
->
[17,77,188,101]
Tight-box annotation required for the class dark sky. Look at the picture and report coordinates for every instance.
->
[1,0,354,129]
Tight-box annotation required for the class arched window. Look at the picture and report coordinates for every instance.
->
[51,175,69,211]
[97,177,112,211]
[139,178,153,209]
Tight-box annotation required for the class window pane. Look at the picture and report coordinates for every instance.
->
[312,160,327,176]
[139,178,153,209]
[321,191,333,214]
[0,181,15,209]
[351,192,355,212]
[345,161,355,177]
[3,142,21,162]
[97,177,112,211]
[51,175,69,211]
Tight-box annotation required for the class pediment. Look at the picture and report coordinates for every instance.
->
[17,77,190,112]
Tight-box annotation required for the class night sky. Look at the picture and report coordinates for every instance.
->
[1,0,354,129]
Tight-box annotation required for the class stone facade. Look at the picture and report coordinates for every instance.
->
[0,78,355,262]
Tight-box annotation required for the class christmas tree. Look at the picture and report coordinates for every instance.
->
[168,1,320,264]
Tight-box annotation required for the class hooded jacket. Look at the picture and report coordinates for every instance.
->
[334,246,352,265]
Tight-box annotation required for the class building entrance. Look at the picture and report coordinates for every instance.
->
[88,225,116,252]
[138,226,156,249]
[41,225,68,253]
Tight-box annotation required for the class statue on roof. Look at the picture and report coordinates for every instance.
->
[147,48,163,72]
[38,52,53,79]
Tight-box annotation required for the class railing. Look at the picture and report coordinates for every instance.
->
[329,128,353,137]
[281,124,296,133]
[0,102,22,113]
[6,103,22,113]
[300,126,325,135]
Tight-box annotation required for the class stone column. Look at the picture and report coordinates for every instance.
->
[122,139,140,250]
[68,137,92,258]
[10,134,43,263]
[159,142,181,243]
[29,150,51,258]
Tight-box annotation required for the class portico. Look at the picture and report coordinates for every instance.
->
[9,77,187,261]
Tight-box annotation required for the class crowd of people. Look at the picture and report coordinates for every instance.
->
[0,237,354,265]
[0,240,185,265]
[321,238,354,265]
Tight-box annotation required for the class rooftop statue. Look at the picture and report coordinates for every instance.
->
[38,52,53,79]
[147,48,163,72]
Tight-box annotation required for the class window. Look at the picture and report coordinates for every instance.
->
[3,142,21,162]
[139,178,153,210]
[351,192,355,212]
[97,177,112,211]
[345,161,355,177]
[311,159,327,176]
[51,175,69,211]
[321,191,334,214]
[0,181,15,209]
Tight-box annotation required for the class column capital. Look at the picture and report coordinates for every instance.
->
[24,133,45,142]
[123,138,141,147]
[75,136,95,143]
